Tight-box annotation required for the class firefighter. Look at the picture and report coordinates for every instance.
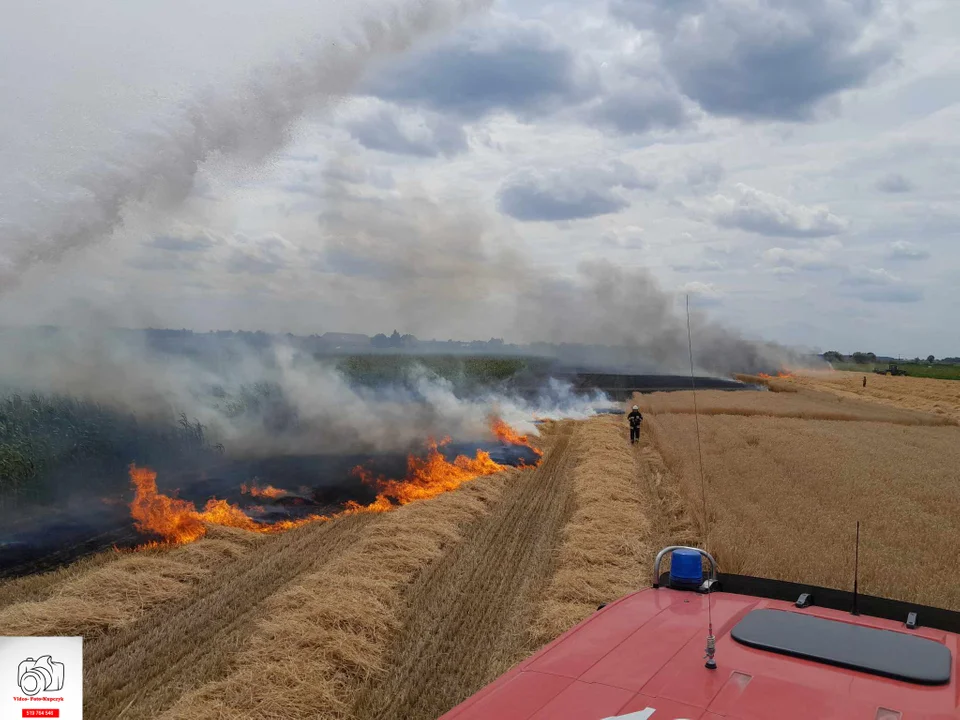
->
[628,405,643,444]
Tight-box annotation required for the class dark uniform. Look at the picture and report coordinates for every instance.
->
[628,408,643,444]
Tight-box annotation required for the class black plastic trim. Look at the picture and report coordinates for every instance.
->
[655,572,960,635]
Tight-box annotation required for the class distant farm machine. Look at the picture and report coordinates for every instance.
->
[874,363,908,376]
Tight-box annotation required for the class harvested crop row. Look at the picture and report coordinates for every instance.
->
[351,423,578,720]
[157,469,512,720]
[527,416,652,648]
[0,526,264,638]
[83,514,374,720]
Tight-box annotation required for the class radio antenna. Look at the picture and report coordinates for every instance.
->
[686,295,716,669]
[852,521,861,616]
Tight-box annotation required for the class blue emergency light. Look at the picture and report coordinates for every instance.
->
[669,548,703,587]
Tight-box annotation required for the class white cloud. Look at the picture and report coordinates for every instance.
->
[841,267,923,304]
[761,244,841,272]
[612,0,905,120]
[679,280,721,298]
[888,240,930,260]
[346,103,468,158]
[224,233,298,276]
[497,160,656,222]
[601,225,645,249]
[843,267,902,286]
[672,259,723,272]
[712,184,848,238]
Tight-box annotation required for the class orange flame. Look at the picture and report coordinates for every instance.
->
[129,465,327,544]
[489,417,543,457]
[128,429,537,545]
[130,466,207,544]
[240,482,287,499]
[348,437,507,513]
[757,370,794,380]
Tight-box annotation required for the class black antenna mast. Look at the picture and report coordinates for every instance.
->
[686,295,716,670]
[852,521,861,616]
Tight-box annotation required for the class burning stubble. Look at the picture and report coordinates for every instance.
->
[128,415,540,545]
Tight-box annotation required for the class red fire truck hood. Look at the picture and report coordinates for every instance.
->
[439,587,960,720]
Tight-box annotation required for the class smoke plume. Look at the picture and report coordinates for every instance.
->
[315,171,807,375]
[0,0,491,293]
[0,0,809,463]
[0,328,605,457]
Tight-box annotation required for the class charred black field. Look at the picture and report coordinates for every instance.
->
[0,440,542,578]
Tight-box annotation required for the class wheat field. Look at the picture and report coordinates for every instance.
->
[787,369,960,421]
[639,380,960,610]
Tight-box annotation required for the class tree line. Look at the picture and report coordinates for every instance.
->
[823,351,948,365]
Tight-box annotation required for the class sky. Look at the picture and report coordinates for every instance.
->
[0,0,958,357]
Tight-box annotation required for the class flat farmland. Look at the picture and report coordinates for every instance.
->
[641,382,960,610]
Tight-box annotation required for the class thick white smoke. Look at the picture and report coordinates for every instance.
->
[0,329,609,456]
[0,0,491,292]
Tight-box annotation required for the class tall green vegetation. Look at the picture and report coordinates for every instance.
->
[0,394,217,503]
[330,354,549,389]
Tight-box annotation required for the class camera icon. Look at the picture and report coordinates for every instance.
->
[17,655,65,696]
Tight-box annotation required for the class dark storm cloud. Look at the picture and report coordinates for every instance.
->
[611,0,903,120]
[876,172,915,193]
[362,20,599,120]
[347,106,468,157]
[497,161,654,222]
